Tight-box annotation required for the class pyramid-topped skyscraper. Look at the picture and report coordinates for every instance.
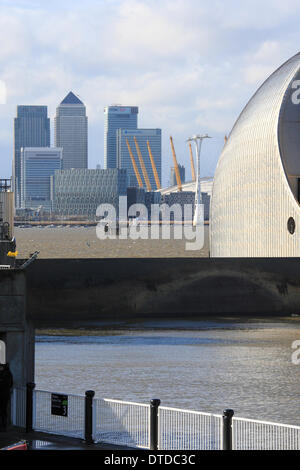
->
[60,91,84,105]
[54,92,88,169]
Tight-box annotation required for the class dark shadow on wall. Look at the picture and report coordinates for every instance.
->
[22,257,300,327]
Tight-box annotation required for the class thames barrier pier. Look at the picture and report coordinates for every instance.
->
[0,179,34,401]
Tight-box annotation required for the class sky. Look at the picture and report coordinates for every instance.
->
[1,0,300,186]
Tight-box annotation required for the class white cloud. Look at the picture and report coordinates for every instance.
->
[0,81,7,104]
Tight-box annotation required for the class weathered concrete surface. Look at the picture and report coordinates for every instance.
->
[0,269,34,386]
[24,257,300,327]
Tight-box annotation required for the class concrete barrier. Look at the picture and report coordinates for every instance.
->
[0,268,34,387]
[24,257,300,327]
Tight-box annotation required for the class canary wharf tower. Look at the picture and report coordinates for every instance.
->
[55,92,88,169]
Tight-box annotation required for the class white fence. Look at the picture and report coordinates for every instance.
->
[94,399,150,448]
[33,390,85,439]
[158,406,222,450]
[232,417,300,450]
[11,387,300,450]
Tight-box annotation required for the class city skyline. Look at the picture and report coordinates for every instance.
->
[2,1,300,186]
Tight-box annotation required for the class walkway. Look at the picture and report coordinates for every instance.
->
[0,427,134,450]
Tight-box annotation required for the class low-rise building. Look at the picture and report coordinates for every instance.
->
[52,168,127,218]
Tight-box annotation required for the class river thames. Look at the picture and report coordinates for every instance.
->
[35,317,300,427]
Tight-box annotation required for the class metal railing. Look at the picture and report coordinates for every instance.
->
[33,389,85,439]
[11,387,26,428]
[11,384,300,450]
[232,416,300,450]
[94,398,150,448]
[158,406,223,450]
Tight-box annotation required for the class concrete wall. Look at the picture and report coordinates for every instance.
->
[24,257,300,327]
[0,269,34,386]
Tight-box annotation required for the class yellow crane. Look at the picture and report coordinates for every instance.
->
[170,136,182,191]
[147,140,161,190]
[134,136,152,191]
[188,142,196,182]
[126,138,143,188]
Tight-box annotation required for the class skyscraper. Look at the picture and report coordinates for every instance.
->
[54,91,88,170]
[104,105,138,169]
[13,105,50,208]
[117,128,162,191]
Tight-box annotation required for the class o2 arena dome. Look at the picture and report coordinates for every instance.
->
[210,51,300,257]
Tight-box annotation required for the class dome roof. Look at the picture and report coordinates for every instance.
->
[210,52,300,257]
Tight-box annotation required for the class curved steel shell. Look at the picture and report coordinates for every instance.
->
[210,52,300,257]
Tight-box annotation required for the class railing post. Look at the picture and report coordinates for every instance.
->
[222,409,234,450]
[26,382,35,433]
[150,398,160,450]
[85,390,95,444]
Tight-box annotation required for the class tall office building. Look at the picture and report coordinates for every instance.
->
[104,105,138,169]
[117,128,161,190]
[13,106,50,208]
[20,147,62,211]
[54,91,88,170]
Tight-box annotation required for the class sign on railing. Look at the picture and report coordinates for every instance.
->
[51,393,68,417]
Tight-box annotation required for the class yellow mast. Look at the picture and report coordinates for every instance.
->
[188,142,196,182]
[134,136,152,191]
[147,140,161,190]
[170,136,182,191]
[126,138,143,188]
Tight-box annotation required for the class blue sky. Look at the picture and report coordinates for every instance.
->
[1,0,300,186]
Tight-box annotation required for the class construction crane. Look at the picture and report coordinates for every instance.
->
[146,140,161,190]
[169,136,182,191]
[126,138,143,188]
[133,136,152,191]
[188,142,196,182]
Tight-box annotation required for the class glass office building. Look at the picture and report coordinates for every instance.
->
[117,128,162,191]
[53,168,127,218]
[20,147,62,211]
[54,92,88,170]
[104,106,138,169]
[13,106,50,208]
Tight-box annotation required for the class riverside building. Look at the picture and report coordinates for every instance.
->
[20,147,62,211]
[52,168,127,218]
